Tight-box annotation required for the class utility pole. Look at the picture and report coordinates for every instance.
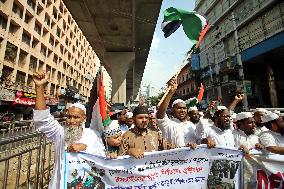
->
[231,12,249,111]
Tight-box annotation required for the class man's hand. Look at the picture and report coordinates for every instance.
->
[68,143,87,152]
[255,143,264,150]
[167,77,178,93]
[108,152,118,159]
[234,93,244,102]
[239,145,250,154]
[186,143,197,149]
[207,137,216,149]
[127,148,144,159]
[33,71,50,87]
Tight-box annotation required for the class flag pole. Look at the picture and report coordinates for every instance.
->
[158,50,193,107]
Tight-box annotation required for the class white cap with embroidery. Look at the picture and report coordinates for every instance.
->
[261,111,279,123]
[253,108,267,114]
[69,103,86,114]
[188,106,198,111]
[172,99,186,107]
[236,112,253,121]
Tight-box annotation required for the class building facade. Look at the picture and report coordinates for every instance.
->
[0,0,98,104]
[176,62,199,101]
[195,0,284,108]
[101,65,112,102]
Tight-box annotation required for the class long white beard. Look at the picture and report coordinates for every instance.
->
[64,123,84,147]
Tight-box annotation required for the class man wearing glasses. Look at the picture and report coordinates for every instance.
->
[196,107,235,148]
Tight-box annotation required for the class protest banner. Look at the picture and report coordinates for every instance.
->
[64,147,242,189]
[243,150,284,189]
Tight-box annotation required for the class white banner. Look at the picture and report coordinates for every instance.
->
[64,146,242,189]
[244,150,284,189]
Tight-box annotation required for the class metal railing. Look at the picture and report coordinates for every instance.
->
[0,132,54,189]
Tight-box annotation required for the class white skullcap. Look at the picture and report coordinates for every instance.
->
[261,111,279,123]
[253,108,267,114]
[69,103,86,114]
[172,99,186,107]
[236,112,253,121]
[232,113,237,119]
[217,106,227,111]
[103,120,121,137]
[273,110,281,116]
[199,112,204,116]
[126,112,133,119]
[188,106,198,111]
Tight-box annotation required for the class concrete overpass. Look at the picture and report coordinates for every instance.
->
[63,0,162,105]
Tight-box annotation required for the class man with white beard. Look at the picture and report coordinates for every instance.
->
[33,71,106,189]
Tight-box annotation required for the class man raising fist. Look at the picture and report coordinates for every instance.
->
[33,71,106,189]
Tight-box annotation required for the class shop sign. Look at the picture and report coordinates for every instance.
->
[13,97,35,106]
[15,91,36,98]
[0,89,15,101]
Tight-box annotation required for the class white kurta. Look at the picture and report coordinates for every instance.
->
[254,126,268,136]
[196,118,235,148]
[233,129,260,149]
[33,108,106,189]
[260,130,284,147]
[157,114,197,147]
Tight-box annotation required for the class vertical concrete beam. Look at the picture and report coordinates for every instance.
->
[267,65,278,107]
[105,52,135,105]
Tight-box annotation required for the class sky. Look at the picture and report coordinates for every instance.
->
[142,0,195,92]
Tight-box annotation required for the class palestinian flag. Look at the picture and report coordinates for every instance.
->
[161,7,210,48]
[89,67,111,133]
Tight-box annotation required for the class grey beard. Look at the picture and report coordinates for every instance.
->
[64,125,84,147]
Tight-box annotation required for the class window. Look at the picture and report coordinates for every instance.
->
[36,5,43,15]
[34,22,41,35]
[50,84,55,95]
[9,21,19,33]
[38,60,44,70]
[29,56,37,72]
[56,27,60,37]
[53,54,58,64]
[24,13,32,23]
[15,71,26,84]
[31,38,38,48]
[40,45,46,56]
[18,49,28,68]
[0,14,7,30]
[44,14,50,26]
[12,3,23,18]
[27,0,36,11]
[183,89,185,94]
[4,42,17,62]
[22,32,31,45]
[49,36,54,46]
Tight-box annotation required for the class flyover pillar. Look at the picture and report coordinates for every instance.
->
[105,52,135,105]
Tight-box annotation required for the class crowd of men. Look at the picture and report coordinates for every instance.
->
[32,71,284,188]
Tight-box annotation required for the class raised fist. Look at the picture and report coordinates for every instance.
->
[33,71,50,87]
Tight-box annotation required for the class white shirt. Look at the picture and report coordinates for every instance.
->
[33,108,106,189]
[120,124,129,134]
[254,126,268,136]
[260,130,284,147]
[196,118,235,148]
[157,114,197,147]
[233,129,260,149]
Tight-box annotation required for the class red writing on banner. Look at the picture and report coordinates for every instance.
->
[115,172,159,183]
[257,170,284,189]
[160,166,203,175]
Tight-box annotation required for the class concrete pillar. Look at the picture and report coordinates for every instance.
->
[267,65,278,107]
[105,52,135,105]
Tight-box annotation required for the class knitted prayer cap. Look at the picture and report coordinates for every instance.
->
[103,120,121,137]
[133,106,148,117]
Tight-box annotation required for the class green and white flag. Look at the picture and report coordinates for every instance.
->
[162,7,210,47]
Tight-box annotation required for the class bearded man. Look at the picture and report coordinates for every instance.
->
[33,71,105,189]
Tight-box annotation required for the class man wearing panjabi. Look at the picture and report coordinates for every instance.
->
[32,71,106,189]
